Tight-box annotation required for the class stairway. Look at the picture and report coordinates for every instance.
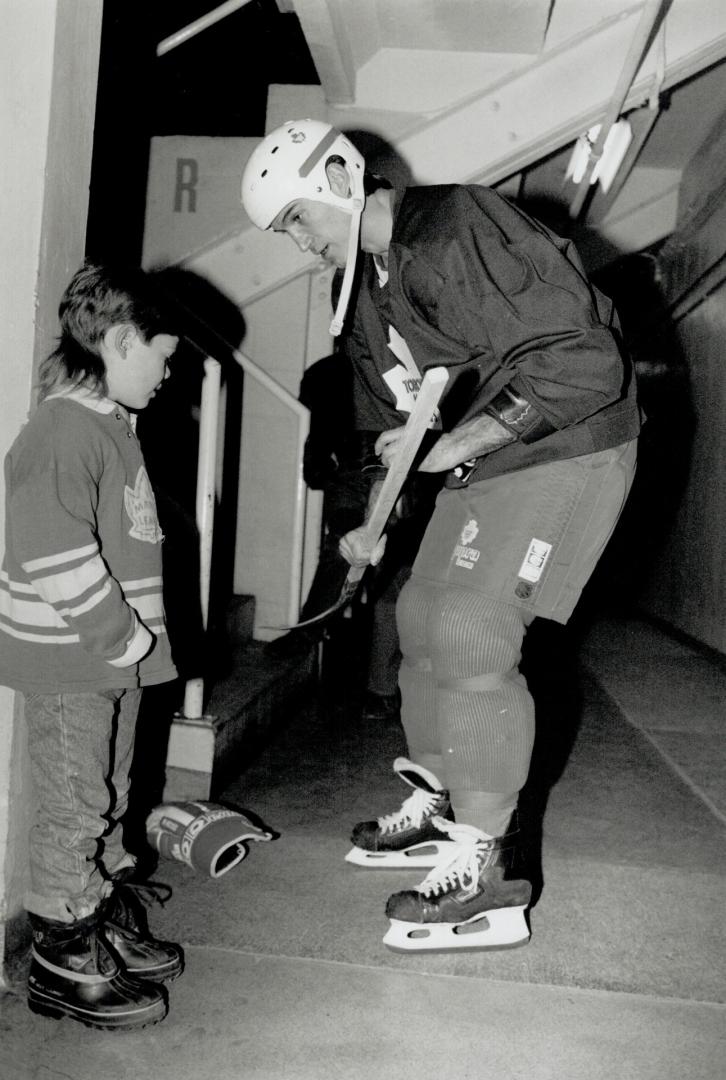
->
[160,594,319,801]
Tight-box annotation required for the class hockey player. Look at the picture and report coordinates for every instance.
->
[241,119,640,952]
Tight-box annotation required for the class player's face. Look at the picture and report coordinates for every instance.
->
[105,331,178,411]
[272,199,351,268]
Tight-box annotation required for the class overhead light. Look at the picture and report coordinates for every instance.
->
[565,119,633,194]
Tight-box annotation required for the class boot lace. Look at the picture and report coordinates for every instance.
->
[110,879,173,934]
[122,880,173,909]
[378,787,442,835]
[415,818,495,899]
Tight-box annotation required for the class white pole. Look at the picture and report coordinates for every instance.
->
[183,357,222,720]
[289,411,310,628]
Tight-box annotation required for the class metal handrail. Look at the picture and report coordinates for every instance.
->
[179,344,310,720]
[183,356,222,721]
[229,345,310,636]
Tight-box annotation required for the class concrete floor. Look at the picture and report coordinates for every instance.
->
[1,610,725,1079]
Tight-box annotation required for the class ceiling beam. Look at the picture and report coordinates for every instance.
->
[288,0,357,103]
[312,2,726,188]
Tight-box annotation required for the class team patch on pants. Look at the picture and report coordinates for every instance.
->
[517,538,552,582]
[453,518,481,568]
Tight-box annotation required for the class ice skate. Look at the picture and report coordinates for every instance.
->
[382,817,531,952]
[345,757,456,868]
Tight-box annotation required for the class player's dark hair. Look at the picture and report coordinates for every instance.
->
[37,261,175,401]
[364,171,393,195]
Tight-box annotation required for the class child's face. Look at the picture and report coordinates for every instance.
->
[103,329,178,410]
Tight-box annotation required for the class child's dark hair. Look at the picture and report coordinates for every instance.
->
[37,261,175,400]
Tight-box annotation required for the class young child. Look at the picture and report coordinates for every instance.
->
[0,262,184,1030]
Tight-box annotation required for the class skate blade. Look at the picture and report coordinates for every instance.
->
[382,905,530,953]
[344,841,456,869]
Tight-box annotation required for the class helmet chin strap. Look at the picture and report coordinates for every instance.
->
[329,205,362,337]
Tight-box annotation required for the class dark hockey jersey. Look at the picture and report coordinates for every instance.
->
[343,185,641,481]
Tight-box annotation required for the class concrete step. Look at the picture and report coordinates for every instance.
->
[225,593,256,645]
[163,636,318,800]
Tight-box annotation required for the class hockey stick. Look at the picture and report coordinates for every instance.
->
[267,365,449,631]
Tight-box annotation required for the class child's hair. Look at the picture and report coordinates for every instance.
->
[37,261,176,401]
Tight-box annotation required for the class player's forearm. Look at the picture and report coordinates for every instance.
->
[419,414,516,472]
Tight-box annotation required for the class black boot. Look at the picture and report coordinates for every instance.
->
[27,911,168,1030]
[103,875,184,983]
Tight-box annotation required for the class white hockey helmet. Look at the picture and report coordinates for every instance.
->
[241,118,365,230]
[241,119,366,336]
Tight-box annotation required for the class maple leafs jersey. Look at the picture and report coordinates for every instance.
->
[0,389,177,693]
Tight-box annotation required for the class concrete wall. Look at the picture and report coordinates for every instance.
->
[636,110,726,653]
[0,0,102,986]
[643,285,726,652]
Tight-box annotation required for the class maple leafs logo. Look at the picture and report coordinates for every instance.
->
[124,467,163,544]
[460,519,479,546]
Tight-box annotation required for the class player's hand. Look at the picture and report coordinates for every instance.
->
[374,427,406,469]
[338,526,387,568]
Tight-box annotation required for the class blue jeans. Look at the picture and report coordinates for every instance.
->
[23,687,143,921]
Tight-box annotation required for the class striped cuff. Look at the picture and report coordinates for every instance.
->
[107,618,153,668]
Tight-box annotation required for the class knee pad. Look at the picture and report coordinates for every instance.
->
[431,590,535,795]
[398,582,530,687]
[430,589,530,684]
[395,577,441,760]
[396,576,437,664]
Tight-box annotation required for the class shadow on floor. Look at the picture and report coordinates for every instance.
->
[1,610,725,1080]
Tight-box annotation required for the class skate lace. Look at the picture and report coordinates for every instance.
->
[415,818,494,899]
[378,788,440,835]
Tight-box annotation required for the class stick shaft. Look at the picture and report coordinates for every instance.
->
[365,366,448,538]
[264,366,449,630]
[346,366,449,586]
